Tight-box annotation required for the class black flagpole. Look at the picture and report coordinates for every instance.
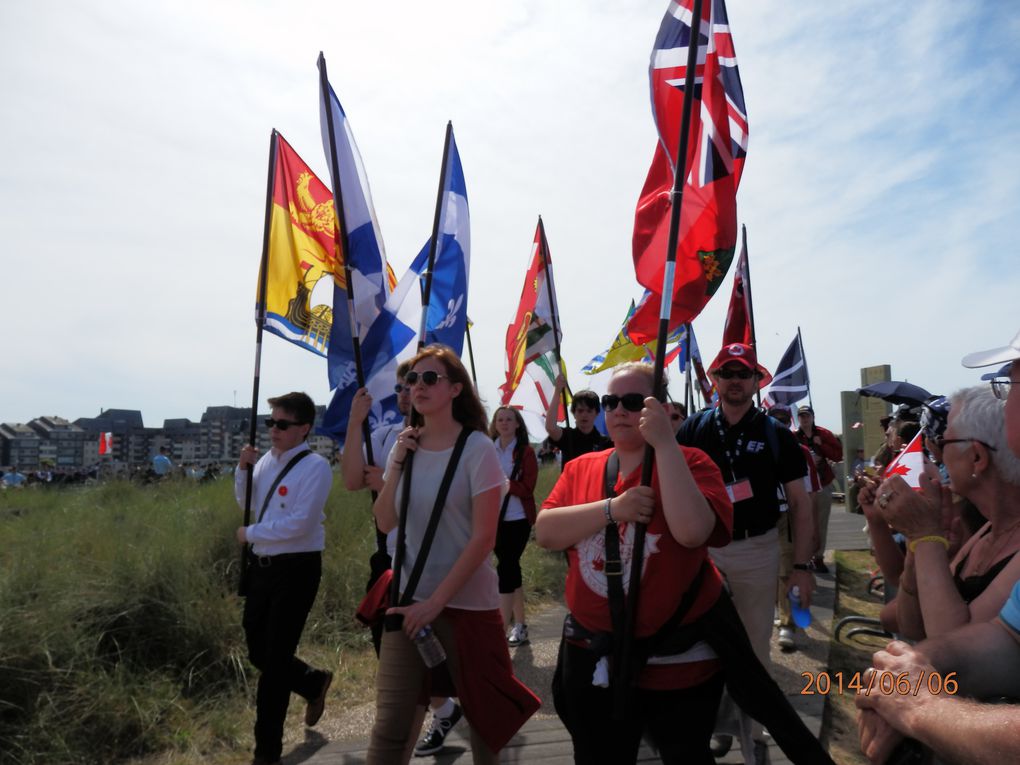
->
[684,323,693,415]
[239,129,278,596]
[417,121,454,351]
[318,52,375,470]
[616,0,705,714]
[538,217,572,429]
[464,317,478,385]
[798,325,814,411]
[391,120,454,611]
[742,226,762,407]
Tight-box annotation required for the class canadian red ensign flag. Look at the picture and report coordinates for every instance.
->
[98,432,113,455]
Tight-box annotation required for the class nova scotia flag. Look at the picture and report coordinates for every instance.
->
[318,53,392,391]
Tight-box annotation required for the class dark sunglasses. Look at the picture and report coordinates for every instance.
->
[714,368,754,380]
[405,370,450,387]
[601,393,646,413]
[394,383,410,394]
[264,418,305,431]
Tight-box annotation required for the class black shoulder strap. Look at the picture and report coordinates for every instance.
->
[255,449,313,524]
[498,441,526,524]
[603,451,626,649]
[393,427,472,608]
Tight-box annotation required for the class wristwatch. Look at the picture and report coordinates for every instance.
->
[792,563,812,571]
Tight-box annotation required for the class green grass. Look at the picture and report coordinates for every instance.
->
[0,465,567,765]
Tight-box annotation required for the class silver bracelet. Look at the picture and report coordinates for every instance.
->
[604,498,616,525]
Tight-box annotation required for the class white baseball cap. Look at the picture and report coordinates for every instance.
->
[961,329,1020,368]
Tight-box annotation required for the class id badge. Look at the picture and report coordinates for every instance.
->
[725,479,754,503]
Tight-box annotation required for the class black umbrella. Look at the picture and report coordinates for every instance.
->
[856,380,932,407]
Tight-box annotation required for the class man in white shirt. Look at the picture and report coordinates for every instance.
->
[235,391,334,765]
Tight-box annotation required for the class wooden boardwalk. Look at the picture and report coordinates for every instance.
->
[292,505,869,764]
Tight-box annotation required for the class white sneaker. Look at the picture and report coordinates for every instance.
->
[778,627,796,651]
[507,623,529,646]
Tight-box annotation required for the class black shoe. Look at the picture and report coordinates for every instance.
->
[753,739,771,765]
[305,670,333,726]
[414,703,463,756]
[811,556,829,574]
[710,734,733,757]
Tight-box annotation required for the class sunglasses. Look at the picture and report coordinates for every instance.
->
[714,368,754,380]
[264,418,305,431]
[394,384,410,394]
[601,393,646,413]
[405,370,450,387]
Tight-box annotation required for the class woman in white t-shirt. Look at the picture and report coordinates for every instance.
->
[368,345,539,764]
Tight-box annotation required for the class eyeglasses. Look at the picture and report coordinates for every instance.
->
[394,384,410,394]
[991,378,1013,401]
[937,437,997,452]
[264,418,305,431]
[601,393,646,413]
[713,368,754,380]
[405,370,450,387]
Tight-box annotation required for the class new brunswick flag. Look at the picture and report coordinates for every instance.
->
[258,130,393,356]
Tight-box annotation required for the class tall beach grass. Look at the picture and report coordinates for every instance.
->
[0,465,566,764]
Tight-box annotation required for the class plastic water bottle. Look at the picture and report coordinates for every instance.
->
[789,586,812,628]
[414,625,447,668]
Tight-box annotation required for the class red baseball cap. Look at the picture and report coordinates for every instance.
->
[708,343,773,387]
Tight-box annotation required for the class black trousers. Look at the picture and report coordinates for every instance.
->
[242,552,328,761]
[494,519,531,594]
[552,638,724,765]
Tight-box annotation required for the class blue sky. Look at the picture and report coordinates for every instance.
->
[2,0,1017,433]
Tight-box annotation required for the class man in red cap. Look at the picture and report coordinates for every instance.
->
[677,343,815,761]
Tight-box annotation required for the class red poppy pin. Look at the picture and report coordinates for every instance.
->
[278,486,288,496]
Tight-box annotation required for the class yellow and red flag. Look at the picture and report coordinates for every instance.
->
[258,131,394,356]
[500,220,567,421]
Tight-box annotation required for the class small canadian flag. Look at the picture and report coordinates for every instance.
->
[98,432,113,455]
[883,430,925,489]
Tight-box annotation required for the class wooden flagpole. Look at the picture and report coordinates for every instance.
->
[616,0,705,714]
[464,317,478,385]
[238,129,278,596]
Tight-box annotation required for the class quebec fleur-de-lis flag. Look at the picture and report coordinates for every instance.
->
[628,0,748,343]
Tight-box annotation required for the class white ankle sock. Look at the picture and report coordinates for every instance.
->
[434,698,455,717]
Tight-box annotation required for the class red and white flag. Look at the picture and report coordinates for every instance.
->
[883,430,925,489]
[98,432,113,455]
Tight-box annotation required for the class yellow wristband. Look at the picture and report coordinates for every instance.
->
[908,535,949,554]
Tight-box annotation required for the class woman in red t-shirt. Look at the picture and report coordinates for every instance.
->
[536,362,733,764]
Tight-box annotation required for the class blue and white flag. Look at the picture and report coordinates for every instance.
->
[419,125,470,354]
[318,53,392,390]
[317,129,471,446]
[764,333,810,407]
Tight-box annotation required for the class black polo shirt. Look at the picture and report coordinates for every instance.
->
[677,406,807,538]
[552,426,611,468]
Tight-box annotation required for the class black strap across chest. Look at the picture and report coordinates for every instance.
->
[256,449,312,524]
[498,441,525,524]
[390,427,472,608]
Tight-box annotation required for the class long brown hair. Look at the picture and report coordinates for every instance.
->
[408,344,488,433]
[488,405,530,450]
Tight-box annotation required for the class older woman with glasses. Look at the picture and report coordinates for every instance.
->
[867,385,1020,640]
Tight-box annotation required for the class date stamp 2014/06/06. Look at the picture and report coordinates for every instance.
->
[800,671,959,696]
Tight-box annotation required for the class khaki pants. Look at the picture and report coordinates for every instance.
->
[776,512,795,630]
[814,483,834,558]
[367,614,496,765]
[710,528,781,758]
